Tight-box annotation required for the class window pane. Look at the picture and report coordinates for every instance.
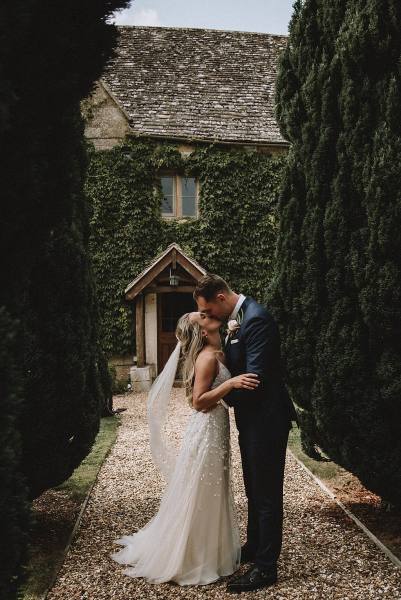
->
[161,176,175,214]
[181,177,197,216]
[162,195,173,214]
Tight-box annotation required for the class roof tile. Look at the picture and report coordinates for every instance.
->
[101,26,288,145]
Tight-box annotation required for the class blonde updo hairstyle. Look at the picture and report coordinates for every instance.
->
[176,312,206,407]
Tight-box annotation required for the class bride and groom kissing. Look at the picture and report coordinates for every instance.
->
[110,273,299,593]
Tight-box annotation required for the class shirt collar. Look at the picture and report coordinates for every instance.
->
[229,293,246,321]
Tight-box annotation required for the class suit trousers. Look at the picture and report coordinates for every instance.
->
[237,418,290,570]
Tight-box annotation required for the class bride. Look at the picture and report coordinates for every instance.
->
[110,311,259,585]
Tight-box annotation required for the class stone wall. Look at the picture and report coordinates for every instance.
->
[82,82,131,150]
[108,354,134,382]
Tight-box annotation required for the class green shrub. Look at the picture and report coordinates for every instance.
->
[271,0,401,504]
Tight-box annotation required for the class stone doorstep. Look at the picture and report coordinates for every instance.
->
[129,365,185,393]
[130,365,155,393]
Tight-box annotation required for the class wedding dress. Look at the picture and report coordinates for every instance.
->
[110,359,241,585]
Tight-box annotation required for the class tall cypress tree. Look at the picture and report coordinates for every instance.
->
[271,0,401,503]
[0,310,32,598]
[270,0,346,457]
[0,0,129,595]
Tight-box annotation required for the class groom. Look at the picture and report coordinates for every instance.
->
[194,274,299,593]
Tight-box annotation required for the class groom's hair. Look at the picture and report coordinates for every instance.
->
[193,273,232,301]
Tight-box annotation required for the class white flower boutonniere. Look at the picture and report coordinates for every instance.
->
[227,319,240,333]
[226,307,244,338]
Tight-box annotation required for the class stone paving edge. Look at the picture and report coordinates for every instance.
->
[287,448,401,572]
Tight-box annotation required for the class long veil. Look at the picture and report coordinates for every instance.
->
[146,340,181,483]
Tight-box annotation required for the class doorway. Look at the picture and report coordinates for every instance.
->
[157,292,196,373]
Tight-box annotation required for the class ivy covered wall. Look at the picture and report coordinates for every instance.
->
[85,136,286,357]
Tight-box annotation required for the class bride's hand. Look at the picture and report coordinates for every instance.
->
[230,373,259,390]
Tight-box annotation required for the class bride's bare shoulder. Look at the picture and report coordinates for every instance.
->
[194,350,218,375]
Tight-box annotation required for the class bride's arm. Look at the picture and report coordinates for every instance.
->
[192,354,259,412]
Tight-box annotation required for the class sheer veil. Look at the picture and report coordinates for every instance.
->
[147,340,181,483]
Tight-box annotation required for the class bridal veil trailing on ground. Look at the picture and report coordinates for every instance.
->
[110,341,241,585]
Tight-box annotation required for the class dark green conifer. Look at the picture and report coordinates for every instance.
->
[271,0,401,503]
[0,1,129,594]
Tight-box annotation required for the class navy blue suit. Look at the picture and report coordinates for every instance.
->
[224,296,299,570]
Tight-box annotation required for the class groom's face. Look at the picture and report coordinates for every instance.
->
[196,293,231,321]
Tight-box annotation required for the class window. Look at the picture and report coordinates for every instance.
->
[181,177,197,217]
[160,176,176,216]
[160,175,198,218]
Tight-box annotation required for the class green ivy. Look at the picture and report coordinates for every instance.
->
[85,136,286,356]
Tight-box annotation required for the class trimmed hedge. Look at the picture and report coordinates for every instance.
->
[271,0,401,504]
[0,309,31,598]
[0,1,129,595]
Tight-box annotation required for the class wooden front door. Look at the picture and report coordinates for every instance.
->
[158,292,196,373]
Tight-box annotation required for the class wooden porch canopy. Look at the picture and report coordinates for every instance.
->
[125,243,206,368]
[125,243,206,300]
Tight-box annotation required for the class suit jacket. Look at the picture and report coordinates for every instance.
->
[224,296,299,430]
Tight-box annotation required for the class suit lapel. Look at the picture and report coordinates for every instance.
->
[224,296,252,369]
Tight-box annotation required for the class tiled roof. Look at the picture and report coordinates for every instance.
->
[101,26,288,145]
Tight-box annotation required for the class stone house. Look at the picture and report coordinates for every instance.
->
[83,25,289,388]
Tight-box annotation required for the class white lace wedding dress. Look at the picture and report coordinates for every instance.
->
[110,360,241,585]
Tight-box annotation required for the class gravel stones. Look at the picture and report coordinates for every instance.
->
[47,390,401,599]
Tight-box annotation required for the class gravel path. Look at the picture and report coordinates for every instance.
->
[47,390,401,599]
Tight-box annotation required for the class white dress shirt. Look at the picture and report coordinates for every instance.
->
[229,293,246,321]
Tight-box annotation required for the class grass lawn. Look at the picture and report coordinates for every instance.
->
[288,425,340,481]
[19,414,121,600]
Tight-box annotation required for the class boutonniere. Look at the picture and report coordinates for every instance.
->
[226,307,244,338]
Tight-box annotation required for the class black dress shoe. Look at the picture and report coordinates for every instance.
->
[227,565,278,593]
[240,545,256,564]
